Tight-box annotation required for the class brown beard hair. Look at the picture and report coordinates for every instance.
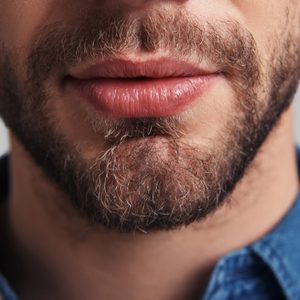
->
[0,8,299,232]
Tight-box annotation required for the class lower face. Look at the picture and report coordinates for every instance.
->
[0,2,299,232]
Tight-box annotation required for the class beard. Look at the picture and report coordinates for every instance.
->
[0,7,299,232]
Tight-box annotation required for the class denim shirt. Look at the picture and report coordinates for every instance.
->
[0,153,300,300]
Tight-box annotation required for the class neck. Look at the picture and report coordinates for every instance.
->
[3,107,299,300]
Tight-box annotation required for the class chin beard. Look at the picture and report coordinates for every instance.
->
[0,9,299,233]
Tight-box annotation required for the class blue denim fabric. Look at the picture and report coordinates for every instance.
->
[202,193,300,299]
[1,150,300,300]
[0,275,17,300]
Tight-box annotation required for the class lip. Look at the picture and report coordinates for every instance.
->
[66,58,219,118]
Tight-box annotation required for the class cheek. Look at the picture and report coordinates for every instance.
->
[0,1,58,69]
[185,1,292,76]
[235,2,297,73]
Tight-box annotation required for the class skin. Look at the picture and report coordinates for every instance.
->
[0,1,299,300]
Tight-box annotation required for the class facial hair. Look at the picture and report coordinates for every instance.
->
[0,7,299,232]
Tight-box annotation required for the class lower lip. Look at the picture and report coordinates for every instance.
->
[67,75,217,118]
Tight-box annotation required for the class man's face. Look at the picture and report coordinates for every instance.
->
[0,1,299,232]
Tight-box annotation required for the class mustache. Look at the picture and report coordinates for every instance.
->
[25,7,261,145]
[27,7,260,87]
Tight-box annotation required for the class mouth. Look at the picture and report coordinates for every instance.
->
[65,57,220,119]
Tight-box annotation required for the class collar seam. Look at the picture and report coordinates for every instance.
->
[251,240,300,300]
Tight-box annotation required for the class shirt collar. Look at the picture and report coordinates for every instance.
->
[203,193,300,300]
[248,147,300,299]
[203,146,300,300]
[250,192,300,299]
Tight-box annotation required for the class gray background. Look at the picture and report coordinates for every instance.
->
[0,88,300,156]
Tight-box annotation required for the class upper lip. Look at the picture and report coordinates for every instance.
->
[69,57,217,80]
